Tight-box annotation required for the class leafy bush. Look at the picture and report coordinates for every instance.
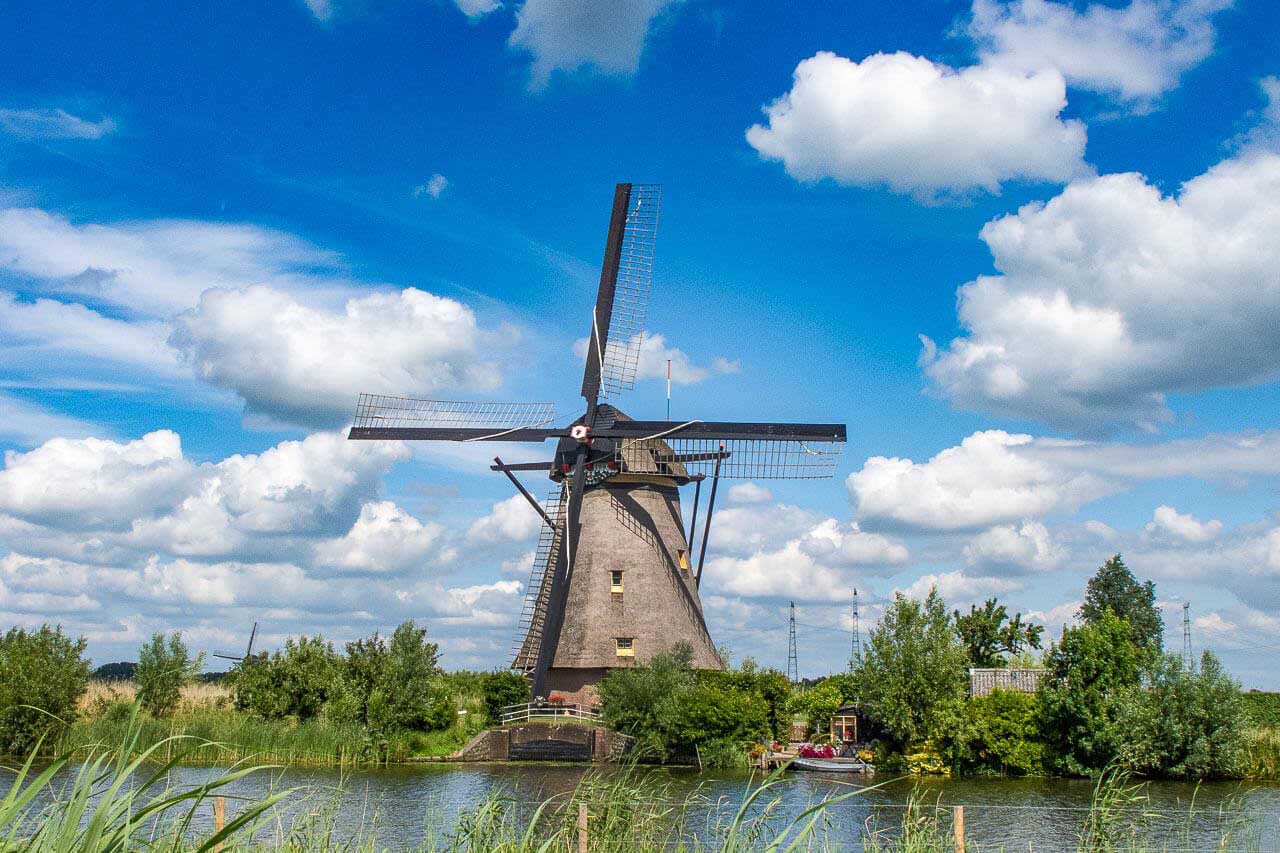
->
[598,643,767,762]
[855,588,968,751]
[330,621,448,738]
[788,680,846,740]
[950,688,1044,776]
[135,632,203,717]
[1242,691,1280,728]
[1114,651,1247,780]
[231,635,338,720]
[702,658,791,741]
[481,671,529,724]
[0,625,90,754]
[1038,610,1140,775]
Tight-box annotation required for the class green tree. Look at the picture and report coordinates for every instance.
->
[1038,610,1141,775]
[855,588,968,751]
[331,621,450,736]
[481,671,529,725]
[135,632,203,717]
[0,625,90,754]
[1080,555,1163,652]
[231,635,338,720]
[1114,650,1247,780]
[954,598,1044,667]
[949,689,1044,776]
[598,643,697,760]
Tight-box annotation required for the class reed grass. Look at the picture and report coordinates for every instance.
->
[79,680,233,715]
[57,704,374,768]
[1243,727,1280,780]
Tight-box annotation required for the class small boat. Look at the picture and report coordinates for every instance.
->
[790,756,873,773]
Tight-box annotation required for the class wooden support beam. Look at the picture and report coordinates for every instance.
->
[494,456,554,527]
[695,447,723,588]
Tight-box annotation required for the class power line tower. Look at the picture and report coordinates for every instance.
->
[1182,602,1194,671]
[850,588,862,671]
[787,601,799,685]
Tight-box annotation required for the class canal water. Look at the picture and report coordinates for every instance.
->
[23,762,1280,850]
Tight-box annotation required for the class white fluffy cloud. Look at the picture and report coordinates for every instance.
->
[0,208,341,318]
[850,430,1114,531]
[509,0,681,86]
[969,0,1232,102]
[171,285,502,427]
[702,502,908,601]
[455,0,501,17]
[922,151,1280,434]
[0,427,530,665]
[965,520,1067,573]
[467,494,544,544]
[314,501,449,573]
[746,51,1088,198]
[727,482,773,505]
[0,107,116,140]
[0,431,192,530]
[896,571,1022,604]
[1145,505,1222,543]
[0,429,408,558]
[0,292,183,379]
[850,429,1280,532]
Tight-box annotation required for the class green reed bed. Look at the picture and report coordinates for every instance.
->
[55,704,374,769]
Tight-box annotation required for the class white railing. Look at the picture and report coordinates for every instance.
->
[500,702,602,726]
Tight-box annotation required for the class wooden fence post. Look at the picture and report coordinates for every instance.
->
[953,804,965,853]
[213,796,226,851]
[577,803,588,853]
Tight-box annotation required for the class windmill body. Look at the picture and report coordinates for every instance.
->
[349,184,846,704]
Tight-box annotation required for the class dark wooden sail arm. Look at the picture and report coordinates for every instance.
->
[490,460,556,472]
[593,421,847,442]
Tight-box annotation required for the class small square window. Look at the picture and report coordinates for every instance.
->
[615,637,634,657]
[610,570,624,593]
[677,550,689,570]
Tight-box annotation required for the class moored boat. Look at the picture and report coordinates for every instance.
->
[790,756,873,773]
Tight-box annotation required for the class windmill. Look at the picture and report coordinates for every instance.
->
[348,184,847,703]
[212,622,258,665]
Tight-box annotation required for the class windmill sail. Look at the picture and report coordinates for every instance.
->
[622,436,844,479]
[511,484,567,672]
[581,184,661,404]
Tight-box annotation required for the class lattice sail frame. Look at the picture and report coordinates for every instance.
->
[618,437,844,479]
[599,184,661,398]
[352,394,556,431]
[511,484,566,672]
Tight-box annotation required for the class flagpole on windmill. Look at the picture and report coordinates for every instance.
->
[666,358,671,422]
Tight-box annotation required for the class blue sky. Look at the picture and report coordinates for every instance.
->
[2,0,1280,684]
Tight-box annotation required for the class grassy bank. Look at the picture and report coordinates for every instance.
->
[55,681,475,766]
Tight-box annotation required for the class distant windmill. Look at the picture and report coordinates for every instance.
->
[212,622,258,665]
[348,184,847,703]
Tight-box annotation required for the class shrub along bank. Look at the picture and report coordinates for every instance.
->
[598,555,1275,781]
[0,619,528,765]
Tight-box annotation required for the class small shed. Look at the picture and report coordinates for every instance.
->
[830,704,861,744]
